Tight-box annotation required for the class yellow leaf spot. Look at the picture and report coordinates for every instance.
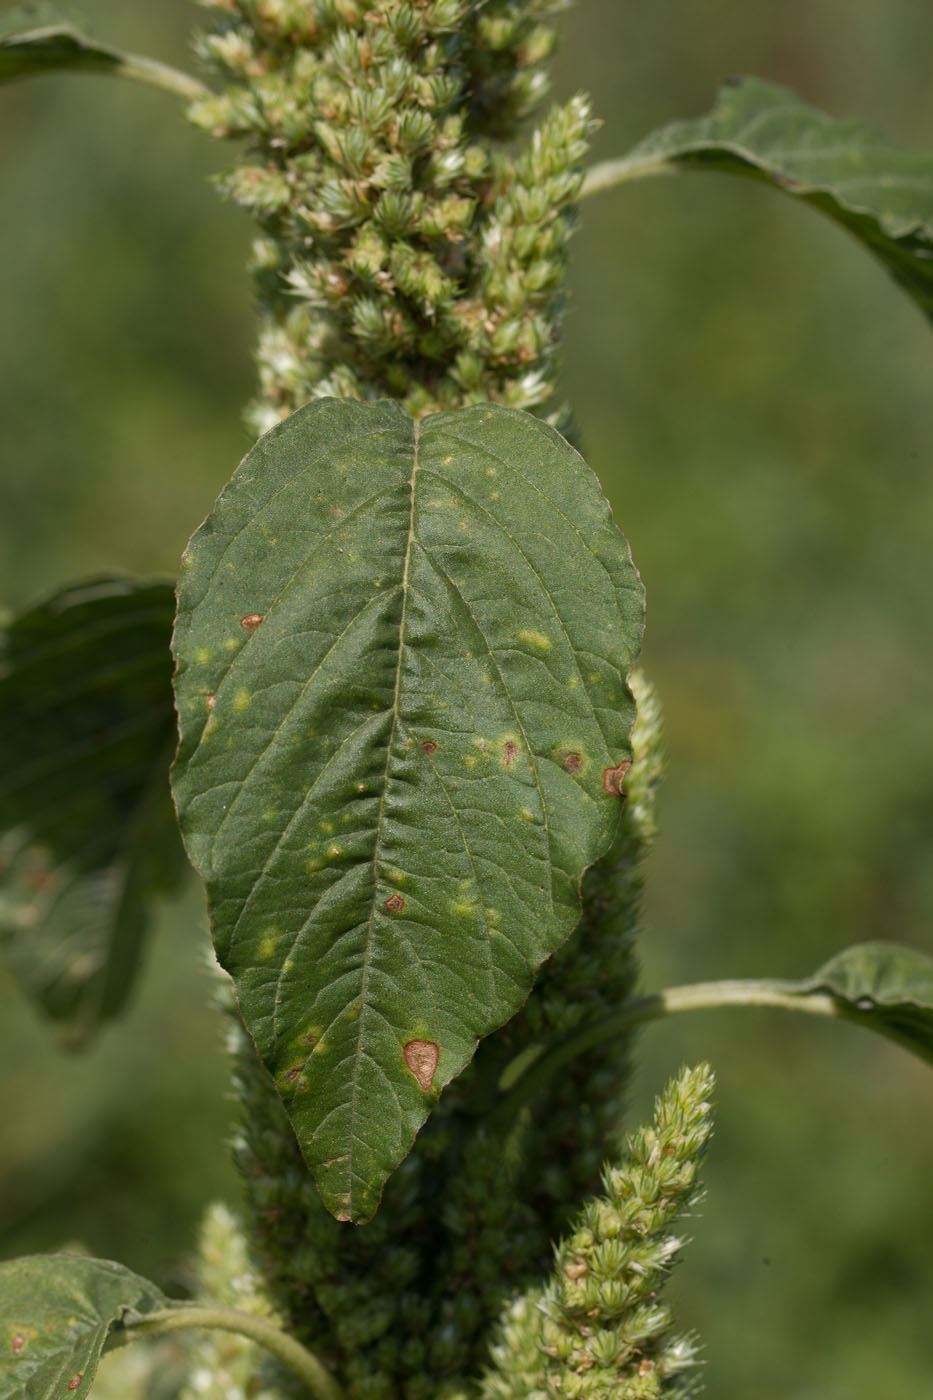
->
[306,856,325,874]
[518,629,551,650]
[320,820,334,834]
[195,647,212,665]
[259,930,279,958]
[234,688,251,711]
[451,899,475,917]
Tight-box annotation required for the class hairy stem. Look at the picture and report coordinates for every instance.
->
[112,54,211,101]
[579,153,677,198]
[108,1304,343,1400]
[497,978,840,1118]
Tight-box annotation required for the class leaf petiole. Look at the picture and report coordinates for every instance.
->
[497,943,933,1120]
[108,1304,343,1400]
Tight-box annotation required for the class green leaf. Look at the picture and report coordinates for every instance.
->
[172,398,643,1221]
[803,941,933,1065]
[0,4,208,99]
[0,1254,167,1400]
[586,76,933,320]
[0,576,185,1045]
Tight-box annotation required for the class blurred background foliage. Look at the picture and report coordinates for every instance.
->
[1,1,931,1396]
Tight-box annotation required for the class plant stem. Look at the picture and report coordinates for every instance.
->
[112,53,211,102]
[107,1304,343,1400]
[661,977,838,1017]
[496,978,839,1121]
[579,153,678,199]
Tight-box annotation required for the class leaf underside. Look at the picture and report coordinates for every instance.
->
[0,576,184,1045]
[0,1254,167,1400]
[619,76,933,319]
[805,941,933,1066]
[172,398,644,1221]
[0,5,126,83]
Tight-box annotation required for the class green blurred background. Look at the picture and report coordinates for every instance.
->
[1,2,931,1395]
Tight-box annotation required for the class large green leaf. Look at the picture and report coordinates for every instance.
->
[0,4,208,98]
[0,576,185,1045]
[803,941,933,1065]
[0,1254,167,1400]
[172,398,643,1221]
[584,76,933,320]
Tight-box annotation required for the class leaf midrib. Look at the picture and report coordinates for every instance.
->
[344,415,425,1205]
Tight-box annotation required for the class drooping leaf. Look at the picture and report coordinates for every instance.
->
[0,5,208,98]
[0,576,186,1045]
[803,941,933,1066]
[172,398,643,1221]
[585,76,933,320]
[0,1254,167,1400]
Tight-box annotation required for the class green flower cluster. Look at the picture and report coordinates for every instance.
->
[190,0,588,430]
[480,1064,714,1400]
[179,1203,286,1400]
[192,7,706,1399]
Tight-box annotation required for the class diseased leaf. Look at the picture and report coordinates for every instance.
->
[172,398,643,1221]
[0,576,185,1045]
[589,76,933,319]
[0,1254,167,1400]
[804,941,933,1066]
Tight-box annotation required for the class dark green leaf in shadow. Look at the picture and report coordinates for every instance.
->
[588,76,933,320]
[0,576,186,1046]
[0,1253,167,1400]
[172,398,644,1221]
[803,941,933,1066]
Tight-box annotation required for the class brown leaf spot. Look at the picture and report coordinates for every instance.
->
[384,893,405,914]
[564,1260,588,1280]
[503,740,518,767]
[602,759,632,796]
[11,1334,26,1357]
[421,740,437,755]
[403,1039,439,1092]
[285,1066,302,1083]
[638,1360,656,1377]
[240,613,264,631]
[561,751,582,772]
[304,1032,317,1046]
[67,1376,83,1392]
